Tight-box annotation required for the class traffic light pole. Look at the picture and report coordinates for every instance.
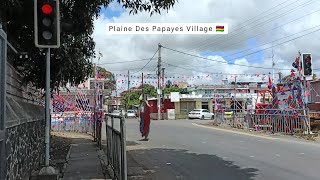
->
[45,48,51,167]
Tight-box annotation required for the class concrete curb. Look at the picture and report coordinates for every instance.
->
[97,149,113,180]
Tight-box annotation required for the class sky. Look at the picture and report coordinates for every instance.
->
[92,0,320,92]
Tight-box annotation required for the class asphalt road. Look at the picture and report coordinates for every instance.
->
[104,118,320,180]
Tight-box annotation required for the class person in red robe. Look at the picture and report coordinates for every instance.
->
[139,100,152,140]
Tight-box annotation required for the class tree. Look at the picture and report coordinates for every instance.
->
[163,84,183,94]
[0,0,177,89]
[142,84,157,97]
[312,73,317,80]
[93,66,116,91]
[121,84,157,109]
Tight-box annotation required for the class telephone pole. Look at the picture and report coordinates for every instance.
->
[157,43,162,121]
[162,68,165,103]
[127,70,130,111]
[272,48,275,82]
[142,72,144,100]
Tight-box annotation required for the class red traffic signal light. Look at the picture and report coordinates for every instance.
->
[34,0,60,48]
[42,4,53,14]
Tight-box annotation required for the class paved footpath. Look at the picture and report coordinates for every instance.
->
[63,133,106,180]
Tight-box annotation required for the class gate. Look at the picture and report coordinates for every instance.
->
[0,24,7,180]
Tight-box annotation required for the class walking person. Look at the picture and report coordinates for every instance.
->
[139,99,152,141]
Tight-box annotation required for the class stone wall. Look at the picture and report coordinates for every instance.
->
[4,63,45,180]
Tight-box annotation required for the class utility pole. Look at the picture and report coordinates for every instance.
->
[142,72,144,100]
[298,52,310,134]
[272,48,275,82]
[127,70,130,111]
[162,68,165,103]
[157,43,162,121]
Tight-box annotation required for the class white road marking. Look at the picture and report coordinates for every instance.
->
[240,141,245,143]
[192,123,278,140]
[275,154,281,157]
[202,141,207,144]
[299,153,305,155]
[249,156,255,158]
[239,146,249,150]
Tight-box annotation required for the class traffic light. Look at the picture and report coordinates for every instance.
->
[302,53,312,76]
[34,0,60,48]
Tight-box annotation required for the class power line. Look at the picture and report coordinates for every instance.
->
[221,23,320,61]
[185,0,294,48]
[162,62,273,76]
[98,58,157,65]
[217,8,320,55]
[186,0,316,52]
[162,25,320,70]
[131,49,159,74]
[162,46,289,70]
[229,25,320,60]
[160,1,319,66]
[109,66,157,72]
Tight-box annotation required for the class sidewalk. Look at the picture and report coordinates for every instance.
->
[62,133,106,180]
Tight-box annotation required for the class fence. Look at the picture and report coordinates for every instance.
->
[0,22,7,180]
[0,24,46,180]
[215,108,310,134]
[51,112,94,134]
[104,114,127,180]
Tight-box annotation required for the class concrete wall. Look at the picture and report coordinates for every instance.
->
[4,64,45,180]
[209,101,213,113]
[174,102,181,119]
[196,101,202,109]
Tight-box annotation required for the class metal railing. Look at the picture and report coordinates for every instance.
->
[215,108,310,134]
[105,114,127,180]
[248,109,309,134]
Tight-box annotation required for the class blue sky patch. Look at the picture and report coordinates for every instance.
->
[100,5,124,18]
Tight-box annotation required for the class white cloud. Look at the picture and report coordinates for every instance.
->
[92,0,320,92]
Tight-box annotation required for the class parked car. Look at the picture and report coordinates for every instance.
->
[188,109,214,120]
[126,109,136,118]
[111,110,121,116]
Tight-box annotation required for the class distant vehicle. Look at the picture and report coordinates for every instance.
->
[224,108,233,116]
[126,109,136,118]
[188,109,214,120]
[111,110,121,116]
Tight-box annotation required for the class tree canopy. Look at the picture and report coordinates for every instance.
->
[121,83,185,109]
[0,0,177,89]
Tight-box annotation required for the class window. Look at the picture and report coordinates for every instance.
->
[202,102,209,110]
[204,90,212,94]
